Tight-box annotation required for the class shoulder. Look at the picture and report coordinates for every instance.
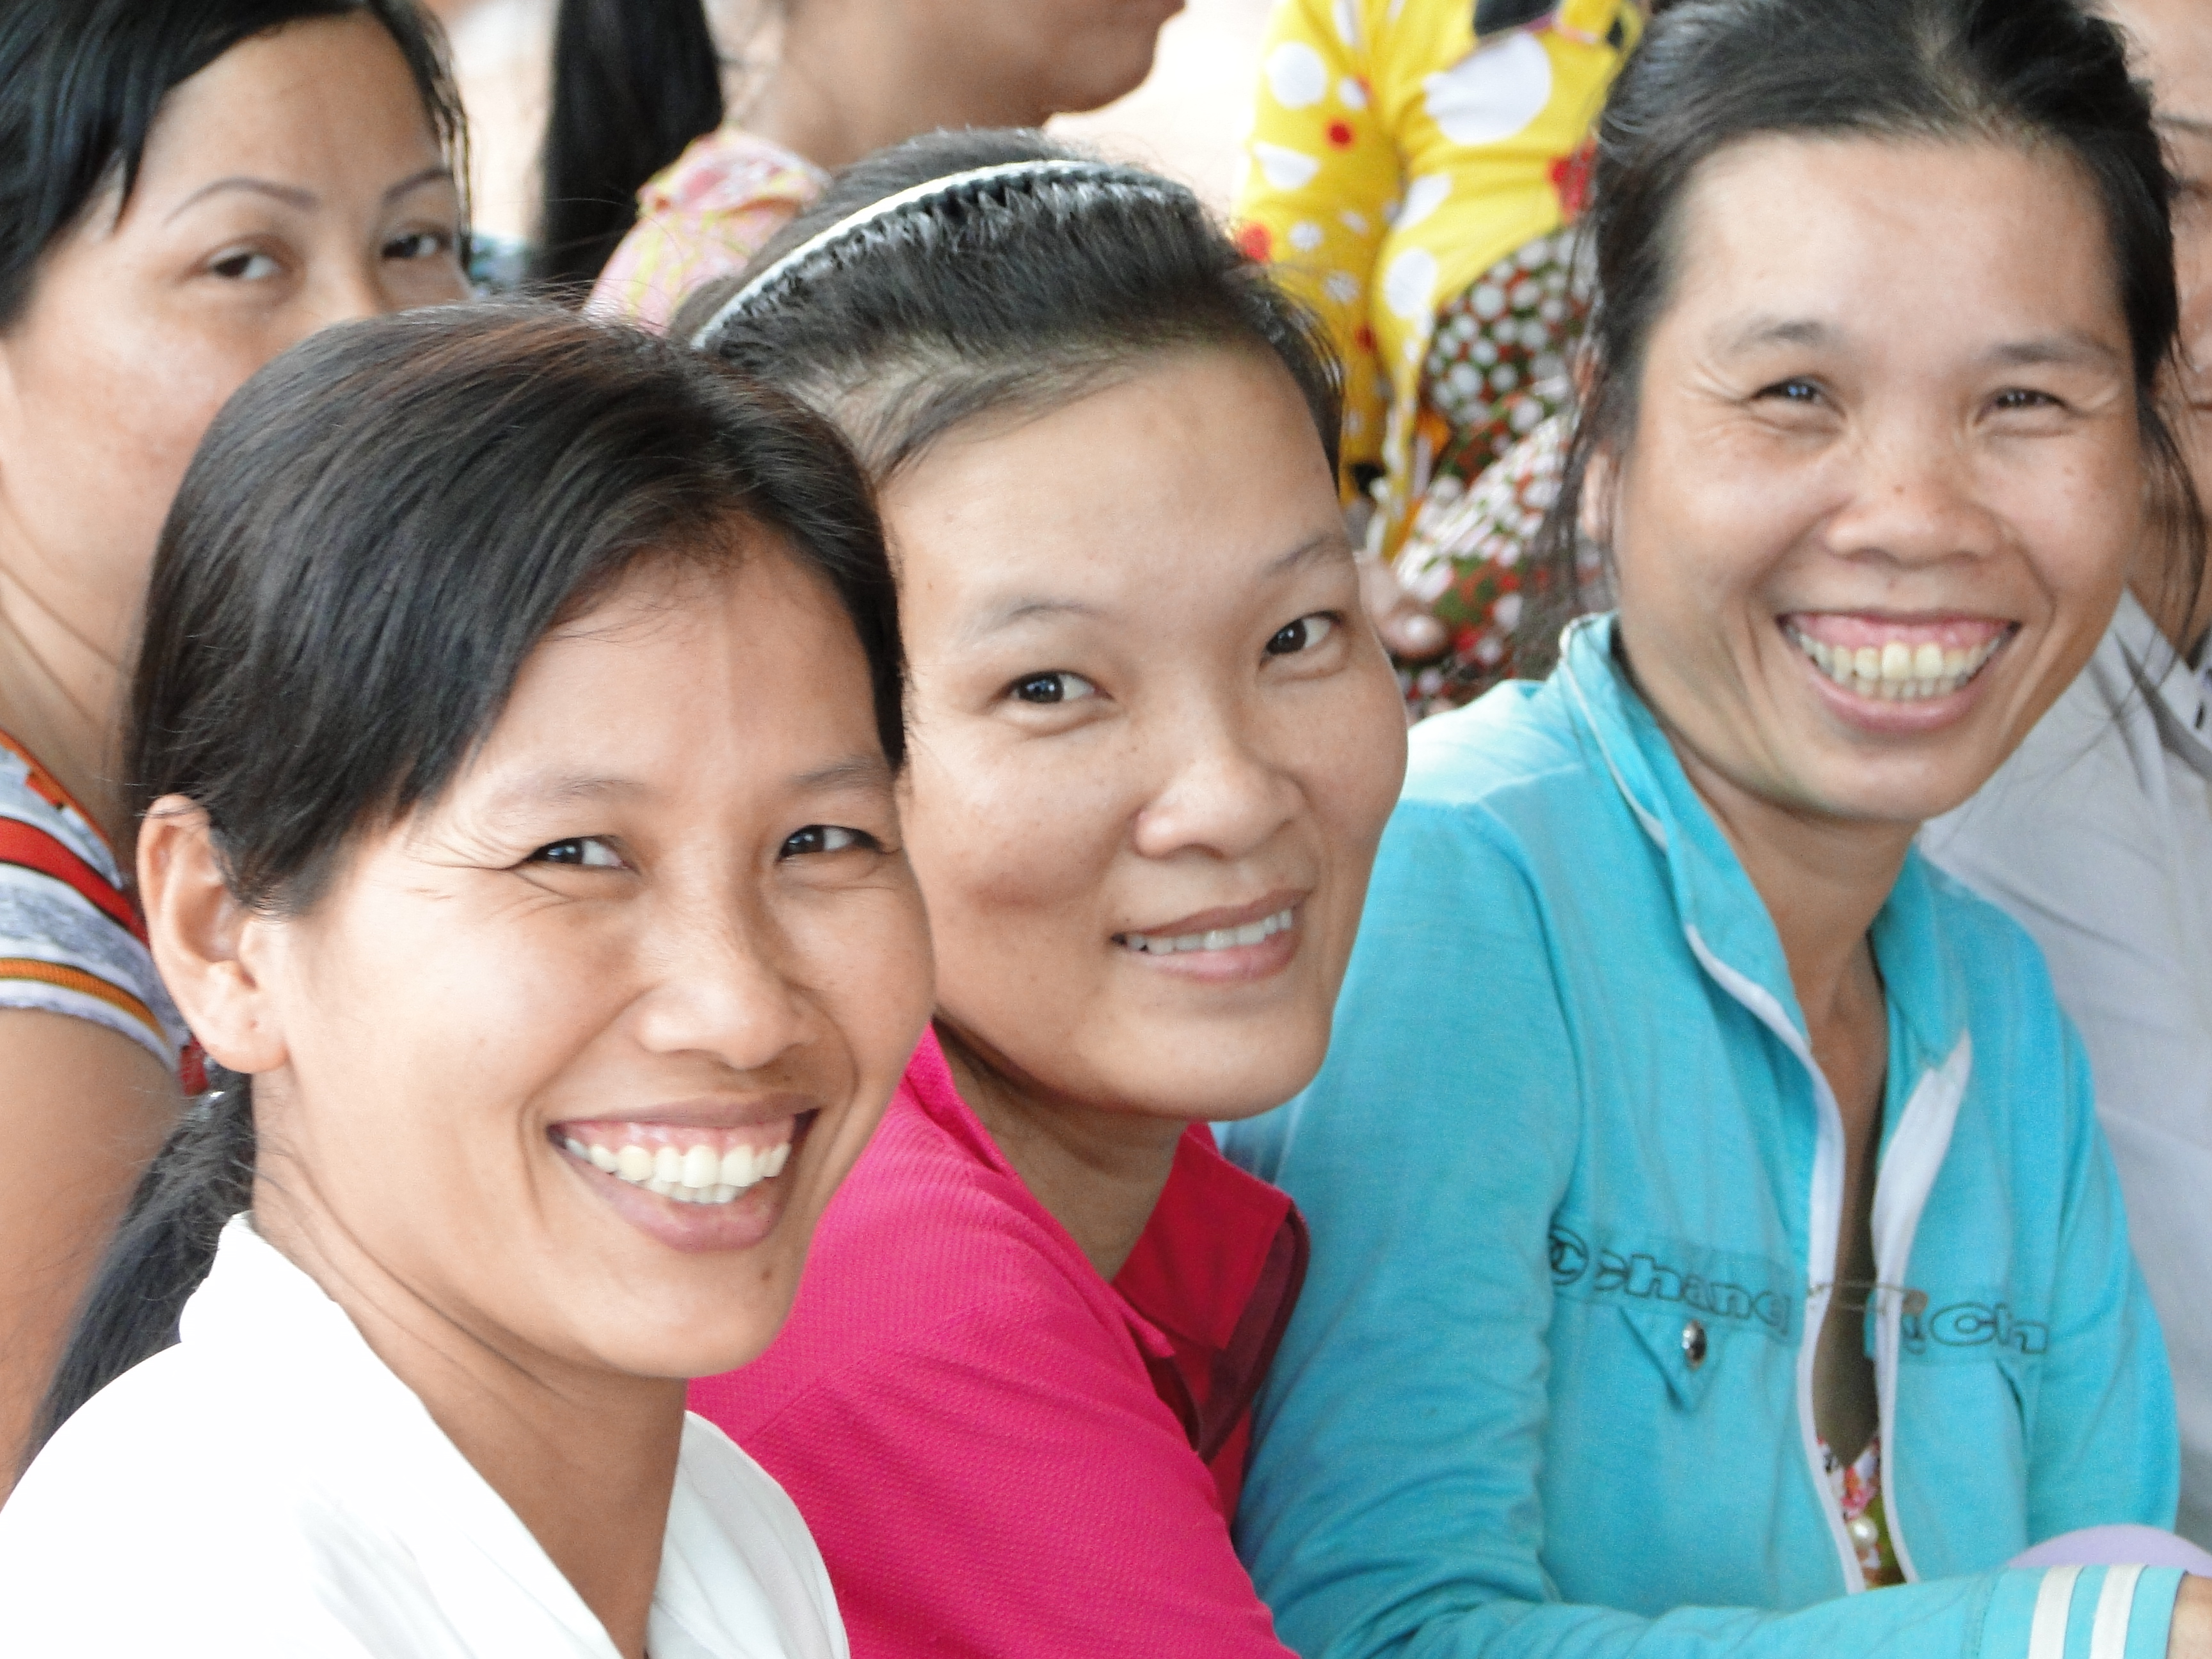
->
[0,1345,345,1638]
[698,1089,1135,1432]
[638,125,827,216]
[0,746,182,1066]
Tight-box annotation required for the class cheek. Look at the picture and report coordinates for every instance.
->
[903,734,1126,932]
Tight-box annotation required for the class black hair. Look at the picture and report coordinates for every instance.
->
[28,305,899,1462]
[0,0,465,330]
[676,129,1343,481]
[534,0,728,291]
[1518,0,2206,675]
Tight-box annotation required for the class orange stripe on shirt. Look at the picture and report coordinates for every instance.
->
[0,957,160,1043]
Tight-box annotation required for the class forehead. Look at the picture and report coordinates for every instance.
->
[126,13,438,199]
[882,346,1345,623]
[1663,134,2122,349]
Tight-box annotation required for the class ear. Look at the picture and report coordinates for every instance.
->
[137,797,289,1075]
[1578,443,1617,547]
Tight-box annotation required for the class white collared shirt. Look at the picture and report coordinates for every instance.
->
[1925,588,2212,1548]
[0,1217,849,1658]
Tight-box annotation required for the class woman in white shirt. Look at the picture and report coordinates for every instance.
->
[0,305,934,1658]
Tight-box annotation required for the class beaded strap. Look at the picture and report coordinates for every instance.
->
[687,158,1194,349]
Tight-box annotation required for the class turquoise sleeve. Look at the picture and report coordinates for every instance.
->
[1975,1566,2181,1658]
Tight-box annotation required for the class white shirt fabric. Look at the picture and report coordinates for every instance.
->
[0,1217,849,1658]
[1923,589,2212,1548]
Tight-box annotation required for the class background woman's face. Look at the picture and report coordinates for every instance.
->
[886,348,1407,1124]
[227,554,932,1381]
[1603,136,2143,827]
[0,13,465,664]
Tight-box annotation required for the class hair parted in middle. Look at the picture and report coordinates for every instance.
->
[1516,0,2203,673]
[675,128,1345,481]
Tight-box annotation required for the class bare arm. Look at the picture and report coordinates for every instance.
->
[0,1009,176,1495]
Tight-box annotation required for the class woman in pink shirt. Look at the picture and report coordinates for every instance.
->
[674,131,1410,1654]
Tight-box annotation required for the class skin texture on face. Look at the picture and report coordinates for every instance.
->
[140,550,932,1656]
[2103,0,2212,652]
[0,12,465,832]
[1605,136,2142,838]
[755,0,1182,172]
[885,347,1406,1274]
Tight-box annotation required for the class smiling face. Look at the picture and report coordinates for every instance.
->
[886,346,1407,1125]
[224,550,931,1380]
[1602,135,2144,829]
[0,12,465,672]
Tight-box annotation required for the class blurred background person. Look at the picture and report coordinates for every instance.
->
[1922,0,2212,1552]
[531,0,1181,326]
[0,0,468,1495]
[1235,0,1644,707]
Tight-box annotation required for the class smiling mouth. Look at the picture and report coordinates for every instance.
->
[1117,907,1295,956]
[553,1117,808,1206]
[1781,618,2012,702]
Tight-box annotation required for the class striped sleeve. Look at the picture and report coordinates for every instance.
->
[1983,1566,2184,1659]
[0,738,184,1071]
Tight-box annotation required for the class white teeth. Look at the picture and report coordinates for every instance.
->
[563,1131,795,1206]
[1121,908,1295,955]
[1786,625,2003,703]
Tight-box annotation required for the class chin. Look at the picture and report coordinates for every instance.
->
[1125,1033,1329,1124]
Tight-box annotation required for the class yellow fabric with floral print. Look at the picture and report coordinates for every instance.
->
[1234,0,1638,550]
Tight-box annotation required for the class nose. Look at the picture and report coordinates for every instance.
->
[1130,705,1301,863]
[629,895,813,1074]
[1825,421,2000,570]
[286,258,403,348]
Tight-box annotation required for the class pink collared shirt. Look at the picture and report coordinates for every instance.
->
[691,1028,1302,1657]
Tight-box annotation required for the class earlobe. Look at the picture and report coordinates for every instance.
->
[137,797,287,1075]
[1579,447,1617,547]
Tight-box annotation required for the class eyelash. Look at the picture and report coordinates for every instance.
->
[1267,613,1340,656]
[1008,671,1097,705]
[780,825,881,858]
[529,837,623,869]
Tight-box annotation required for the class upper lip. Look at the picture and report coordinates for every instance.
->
[1117,889,1305,939]
[549,1094,818,1131]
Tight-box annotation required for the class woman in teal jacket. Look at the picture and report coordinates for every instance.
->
[1223,1,2208,1655]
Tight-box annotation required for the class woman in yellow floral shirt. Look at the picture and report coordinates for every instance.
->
[1236,0,1643,709]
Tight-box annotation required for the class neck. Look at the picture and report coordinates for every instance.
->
[256,1176,681,1659]
[936,1018,1183,1282]
[1662,730,1910,1041]
[0,560,127,848]
[748,3,1051,172]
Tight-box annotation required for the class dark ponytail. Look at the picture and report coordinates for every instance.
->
[27,1075,254,1468]
[26,305,899,1463]
[533,0,725,291]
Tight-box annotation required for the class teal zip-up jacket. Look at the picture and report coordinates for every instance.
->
[1223,617,2182,1658]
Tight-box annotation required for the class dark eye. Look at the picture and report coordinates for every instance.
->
[1758,378,1823,404]
[780,824,880,858]
[209,249,282,282]
[1267,614,1339,656]
[1992,387,2058,411]
[529,837,623,869]
[384,229,454,262]
[1009,671,1098,705]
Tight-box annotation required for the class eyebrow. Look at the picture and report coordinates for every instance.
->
[1716,316,2119,370]
[162,164,455,225]
[956,530,1354,645]
[794,754,896,792]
